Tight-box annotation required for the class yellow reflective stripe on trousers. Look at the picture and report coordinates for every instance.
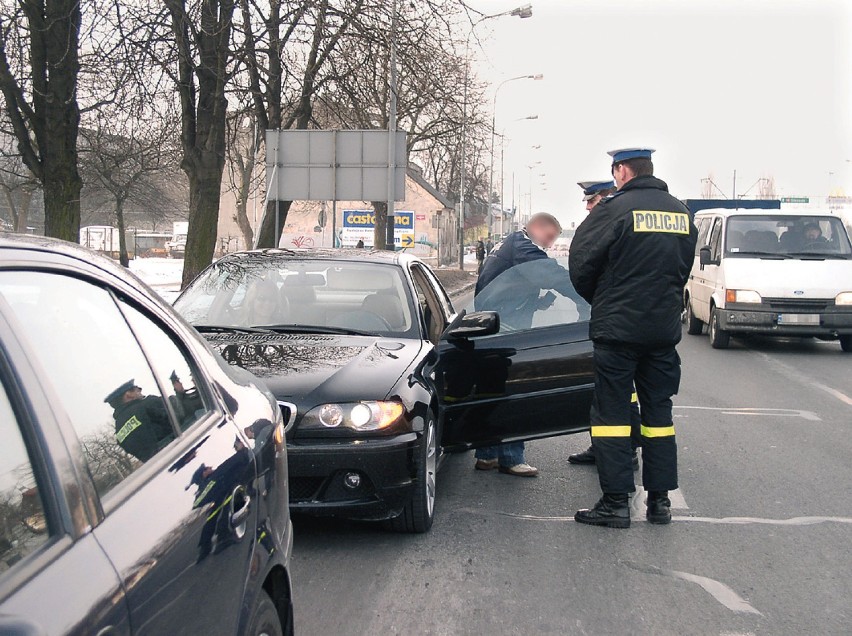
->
[631,392,638,403]
[590,425,632,437]
[641,425,675,438]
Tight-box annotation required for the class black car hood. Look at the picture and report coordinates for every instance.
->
[203,332,423,405]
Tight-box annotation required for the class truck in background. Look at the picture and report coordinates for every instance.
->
[167,221,188,259]
[80,226,121,258]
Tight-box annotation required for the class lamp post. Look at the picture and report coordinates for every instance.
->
[527,161,541,223]
[458,3,533,269]
[488,74,543,238]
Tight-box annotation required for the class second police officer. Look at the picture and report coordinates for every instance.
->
[569,148,697,529]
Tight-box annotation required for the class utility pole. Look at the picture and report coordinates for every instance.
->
[386,0,399,251]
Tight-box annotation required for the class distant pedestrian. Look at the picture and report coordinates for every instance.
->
[355,239,365,249]
[485,238,494,254]
[475,239,486,273]
[569,147,697,528]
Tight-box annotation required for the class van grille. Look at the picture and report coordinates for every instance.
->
[764,298,830,313]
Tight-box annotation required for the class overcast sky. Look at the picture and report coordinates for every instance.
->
[465,0,852,228]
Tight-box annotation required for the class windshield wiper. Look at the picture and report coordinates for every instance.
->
[254,324,374,337]
[193,324,274,334]
[785,252,851,260]
[732,251,790,259]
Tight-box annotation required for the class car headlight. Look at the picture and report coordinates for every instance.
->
[304,401,405,432]
[836,292,852,305]
[725,289,762,304]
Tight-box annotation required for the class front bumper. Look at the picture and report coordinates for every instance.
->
[286,432,419,520]
[718,302,852,336]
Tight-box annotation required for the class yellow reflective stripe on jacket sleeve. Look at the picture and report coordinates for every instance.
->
[641,425,675,438]
[631,392,638,403]
[590,425,632,437]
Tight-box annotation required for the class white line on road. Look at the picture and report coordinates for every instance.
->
[623,561,762,615]
[672,515,852,526]
[674,405,821,421]
[752,351,852,407]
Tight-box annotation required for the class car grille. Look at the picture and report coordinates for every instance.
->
[289,477,326,502]
[764,298,831,313]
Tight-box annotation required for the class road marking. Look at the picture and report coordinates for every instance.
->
[752,351,852,407]
[623,561,762,615]
[674,405,820,421]
[672,515,852,526]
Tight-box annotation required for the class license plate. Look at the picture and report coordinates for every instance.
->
[777,313,820,325]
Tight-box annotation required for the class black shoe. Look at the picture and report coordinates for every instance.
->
[568,446,596,464]
[575,494,631,529]
[632,450,640,472]
[646,491,672,524]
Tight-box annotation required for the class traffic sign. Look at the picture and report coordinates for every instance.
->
[780,197,809,203]
[400,234,414,248]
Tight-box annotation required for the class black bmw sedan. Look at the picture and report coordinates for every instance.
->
[0,234,293,635]
[175,249,595,533]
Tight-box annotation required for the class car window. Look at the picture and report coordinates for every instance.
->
[118,300,213,431]
[0,378,52,577]
[0,272,178,497]
[175,257,417,337]
[708,218,723,261]
[725,214,852,257]
[695,217,712,254]
[467,257,589,333]
[410,265,444,343]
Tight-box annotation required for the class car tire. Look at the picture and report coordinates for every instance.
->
[709,305,730,349]
[388,415,437,534]
[840,335,852,353]
[248,590,284,636]
[685,298,703,335]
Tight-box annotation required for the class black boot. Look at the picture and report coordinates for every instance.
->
[646,491,672,524]
[575,494,630,529]
[568,446,596,465]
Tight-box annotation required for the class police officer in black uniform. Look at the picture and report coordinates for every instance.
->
[106,379,175,462]
[569,148,697,528]
[568,180,641,470]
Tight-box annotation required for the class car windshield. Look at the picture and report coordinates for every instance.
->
[174,257,417,337]
[725,215,852,258]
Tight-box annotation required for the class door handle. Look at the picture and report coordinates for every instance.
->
[230,487,251,531]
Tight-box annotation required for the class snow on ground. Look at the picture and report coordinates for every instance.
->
[129,257,184,303]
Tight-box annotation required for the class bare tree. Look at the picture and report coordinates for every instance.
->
[0,0,83,241]
[80,106,181,266]
[0,141,40,232]
[224,106,263,249]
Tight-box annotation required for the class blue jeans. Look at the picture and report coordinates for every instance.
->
[475,442,525,467]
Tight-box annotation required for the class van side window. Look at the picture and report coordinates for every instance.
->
[695,218,712,255]
[708,218,723,261]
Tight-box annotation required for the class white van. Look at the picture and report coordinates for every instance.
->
[684,208,852,351]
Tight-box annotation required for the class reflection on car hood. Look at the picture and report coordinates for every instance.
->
[202,332,423,405]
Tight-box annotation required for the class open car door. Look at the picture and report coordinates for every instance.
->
[433,257,595,451]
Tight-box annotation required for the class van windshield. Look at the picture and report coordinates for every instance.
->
[725,215,852,258]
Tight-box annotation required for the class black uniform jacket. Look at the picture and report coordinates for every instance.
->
[569,175,698,348]
[113,395,175,462]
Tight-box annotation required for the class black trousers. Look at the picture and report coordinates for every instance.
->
[590,343,681,494]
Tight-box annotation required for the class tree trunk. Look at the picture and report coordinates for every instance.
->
[255,199,293,248]
[181,170,223,288]
[16,189,32,233]
[372,200,388,250]
[115,197,129,267]
[233,190,254,249]
[42,165,82,242]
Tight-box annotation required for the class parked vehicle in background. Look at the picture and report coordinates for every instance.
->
[0,233,294,635]
[174,248,596,533]
[168,221,189,259]
[133,232,172,258]
[684,208,852,351]
[80,225,122,259]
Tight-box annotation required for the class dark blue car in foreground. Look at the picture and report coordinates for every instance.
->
[0,234,293,635]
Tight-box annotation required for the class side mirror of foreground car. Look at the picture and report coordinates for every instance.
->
[445,311,500,339]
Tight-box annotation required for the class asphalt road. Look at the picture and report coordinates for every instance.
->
[290,316,852,635]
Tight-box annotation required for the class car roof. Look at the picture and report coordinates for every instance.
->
[214,247,424,267]
[694,208,842,218]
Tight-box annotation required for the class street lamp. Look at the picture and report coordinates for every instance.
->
[459,5,534,269]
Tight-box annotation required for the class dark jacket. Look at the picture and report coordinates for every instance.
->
[475,230,584,329]
[569,175,698,347]
[113,395,175,462]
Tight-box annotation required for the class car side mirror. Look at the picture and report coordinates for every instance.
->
[699,245,714,268]
[444,310,500,339]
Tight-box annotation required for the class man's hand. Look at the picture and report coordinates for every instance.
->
[537,291,556,310]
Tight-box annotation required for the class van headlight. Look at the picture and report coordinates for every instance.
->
[725,289,762,304]
[303,401,405,432]
[836,292,852,306]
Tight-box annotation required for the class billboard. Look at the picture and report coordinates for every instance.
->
[341,210,414,248]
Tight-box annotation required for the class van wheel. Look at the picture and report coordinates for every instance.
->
[685,298,703,335]
[709,305,730,349]
[387,415,437,533]
[840,335,852,352]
